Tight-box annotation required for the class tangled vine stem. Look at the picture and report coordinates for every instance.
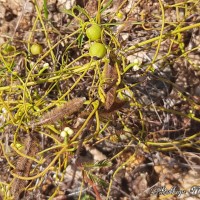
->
[0,0,200,199]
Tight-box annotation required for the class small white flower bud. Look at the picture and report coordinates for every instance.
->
[64,127,74,135]
[60,131,67,138]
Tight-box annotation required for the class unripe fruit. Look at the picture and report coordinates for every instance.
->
[2,43,14,54]
[89,42,107,59]
[30,43,42,55]
[86,23,102,41]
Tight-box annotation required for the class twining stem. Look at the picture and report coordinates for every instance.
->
[125,22,200,51]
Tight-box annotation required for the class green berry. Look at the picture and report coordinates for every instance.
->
[30,43,42,55]
[89,42,107,59]
[2,43,15,54]
[86,23,102,41]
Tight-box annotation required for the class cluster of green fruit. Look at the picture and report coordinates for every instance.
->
[86,23,107,59]
[29,23,106,59]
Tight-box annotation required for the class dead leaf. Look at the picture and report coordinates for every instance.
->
[102,64,118,110]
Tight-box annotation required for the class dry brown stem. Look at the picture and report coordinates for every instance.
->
[10,134,39,200]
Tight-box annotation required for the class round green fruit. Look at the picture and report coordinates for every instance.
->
[30,43,42,55]
[2,43,15,54]
[86,23,102,41]
[89,42,107,59]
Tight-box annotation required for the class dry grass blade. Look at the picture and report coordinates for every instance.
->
[33,97,85,126]
[10,134,39,200]
[0,145,2,157]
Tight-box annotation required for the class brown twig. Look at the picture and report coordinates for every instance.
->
[10,134,39,200]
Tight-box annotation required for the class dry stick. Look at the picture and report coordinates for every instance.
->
[83,171,102,200]
[69,128,91,188]
[10,134,39,200]
[32,97,85,126]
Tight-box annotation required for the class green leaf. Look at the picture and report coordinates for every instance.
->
[78,33,85,48]
[84,159,112,168]
[43,0,48,19]
[94,159,112,167]
[86,172,108,188]
[81,194,95,200]
[75,5,90,19]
